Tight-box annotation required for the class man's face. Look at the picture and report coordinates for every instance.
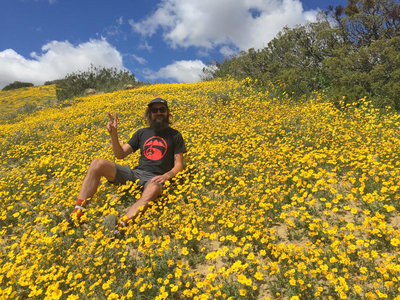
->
[149,103,169,130]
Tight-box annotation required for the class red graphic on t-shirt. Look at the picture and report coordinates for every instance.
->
[143,136,167,160]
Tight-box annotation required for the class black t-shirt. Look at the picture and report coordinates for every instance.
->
[128,127,186,175]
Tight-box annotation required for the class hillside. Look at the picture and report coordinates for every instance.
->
[0,84,57,123]
[1,80,400,299]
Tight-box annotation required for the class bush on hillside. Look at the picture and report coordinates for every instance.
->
[55,65,141,101]
[205,0,400,109]
[2,81,34,91]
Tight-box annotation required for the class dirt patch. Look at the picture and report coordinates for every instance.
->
[195,239,224,276]
[390,214,400,229]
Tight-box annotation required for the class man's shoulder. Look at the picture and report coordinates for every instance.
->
[136,127,148,132]
[134,127,153,135]
[167,127,185,140]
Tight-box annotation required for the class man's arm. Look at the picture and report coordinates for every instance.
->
[107,112,133,159]
[111,141,133,159]
[150,153,184,184]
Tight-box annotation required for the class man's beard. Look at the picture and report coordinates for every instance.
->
[150,115,169,131]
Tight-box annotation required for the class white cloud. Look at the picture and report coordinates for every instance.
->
[104,17,126,39]
[220,46,238,57]
[130,0,318,51]
[144,60,206,83]
[131,54,147,65]
[138,40,153,52]
[0,39,124,88]
[117,16,124,26]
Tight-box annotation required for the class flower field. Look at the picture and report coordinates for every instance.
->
[0,84,57,123]
[1,79,400,299]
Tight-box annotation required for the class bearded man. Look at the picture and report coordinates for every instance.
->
[66,98,186,234]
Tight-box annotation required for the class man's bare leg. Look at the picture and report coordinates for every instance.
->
[125,182,162,221]
[103,182,161,236]
[69,158,117,222]
[78,158,117,200]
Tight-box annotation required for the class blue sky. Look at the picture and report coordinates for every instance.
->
[0,0,347,88]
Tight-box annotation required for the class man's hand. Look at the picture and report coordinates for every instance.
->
[150,173,171,185]
[107,112,118,134]
[150,154,183,185]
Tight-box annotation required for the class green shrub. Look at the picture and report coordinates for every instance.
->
[55,65,141,101]
[16,102,38,115]
[2,81,34,91]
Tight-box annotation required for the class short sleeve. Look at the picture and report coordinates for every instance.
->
[127,130,140,152]
[174,132,187,154]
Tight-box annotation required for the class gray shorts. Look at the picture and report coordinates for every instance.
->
[111,163,163,189]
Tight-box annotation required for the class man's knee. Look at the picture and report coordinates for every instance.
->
[89,158,115,178]
[89,158,105,172]
[145,181,163,195]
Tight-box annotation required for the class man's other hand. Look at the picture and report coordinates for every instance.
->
[150,174,170,185]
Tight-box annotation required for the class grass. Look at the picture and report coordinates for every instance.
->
[0,85,57,123]
[1,79,400,299]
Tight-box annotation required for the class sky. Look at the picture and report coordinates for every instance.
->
[0,0,347,88]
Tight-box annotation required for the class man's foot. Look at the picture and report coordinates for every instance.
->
[49,217,75,237]
[65,214,76,228]
[65,209,86,227]
[48,211,83,237]
[66,199,88,227]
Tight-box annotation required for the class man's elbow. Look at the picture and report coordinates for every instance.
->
[115,152,127,160]
[177,164,184,173]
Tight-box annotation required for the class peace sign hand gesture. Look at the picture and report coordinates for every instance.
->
[107,112,118,135]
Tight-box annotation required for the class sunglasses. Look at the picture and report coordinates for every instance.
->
[150,107,167,113]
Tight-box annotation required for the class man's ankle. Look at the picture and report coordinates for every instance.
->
[70,199,89,221]
[119,217,132,228]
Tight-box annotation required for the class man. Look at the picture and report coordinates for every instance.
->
[67,97,186,234]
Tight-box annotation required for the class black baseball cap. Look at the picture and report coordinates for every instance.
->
[148,98,168,107]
